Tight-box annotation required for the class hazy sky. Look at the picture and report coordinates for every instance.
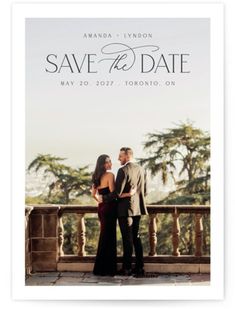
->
[26,18,210,174]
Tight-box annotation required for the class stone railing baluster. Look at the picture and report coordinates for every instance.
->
[195,213,203,256]
[58,209,64,257]
[172,208,180,256]
[77,214,86,256]
[148,213,158,256]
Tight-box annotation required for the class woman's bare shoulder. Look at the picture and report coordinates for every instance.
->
[99,172,114,188]
[101,172,114,180]
[106,171,115,178]
[100,171,114,180]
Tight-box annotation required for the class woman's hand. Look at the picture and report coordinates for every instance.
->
[91,185,99,203]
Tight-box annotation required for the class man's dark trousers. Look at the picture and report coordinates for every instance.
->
[118,215,144,270]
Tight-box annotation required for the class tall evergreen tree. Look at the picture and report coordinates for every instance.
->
[139,121,210,205]
[27,154,91,204]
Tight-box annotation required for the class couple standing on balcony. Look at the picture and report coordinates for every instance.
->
[91,147,148,277]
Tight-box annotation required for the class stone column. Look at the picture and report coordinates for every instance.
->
[25,206,33,275]
[30,206,60,272]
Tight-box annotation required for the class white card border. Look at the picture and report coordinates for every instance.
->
[11,2,224,300]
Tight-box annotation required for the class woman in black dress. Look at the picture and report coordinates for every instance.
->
[91,154,135,276]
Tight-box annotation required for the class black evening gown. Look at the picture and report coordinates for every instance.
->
[93,187,117,276]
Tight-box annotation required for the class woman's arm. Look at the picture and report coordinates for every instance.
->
[107,173,135,199]
[119,187,137,198]
[91,184,99,202]
[107,173,115,193]
[102,169,126,203]
[102,171,135,203]
[107,172,135,198]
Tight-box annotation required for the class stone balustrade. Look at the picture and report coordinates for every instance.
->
[25,204,210,274]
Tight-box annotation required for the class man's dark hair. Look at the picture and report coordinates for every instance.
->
[120,147,133,156]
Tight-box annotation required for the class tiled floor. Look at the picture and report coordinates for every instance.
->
[25,272,210,286]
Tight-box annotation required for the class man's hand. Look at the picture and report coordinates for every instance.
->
[98,195,103,203]
[130,187,137,196]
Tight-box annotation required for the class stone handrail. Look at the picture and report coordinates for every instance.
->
[25,204,210,273]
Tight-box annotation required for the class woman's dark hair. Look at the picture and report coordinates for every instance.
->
[92,154,110,188]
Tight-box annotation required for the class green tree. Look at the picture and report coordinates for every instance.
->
[139,121,210,205]
[27,154,92,204]
[139,122,210,255]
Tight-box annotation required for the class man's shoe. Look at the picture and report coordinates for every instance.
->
[132,267,145,277]
[116,268,132,276]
